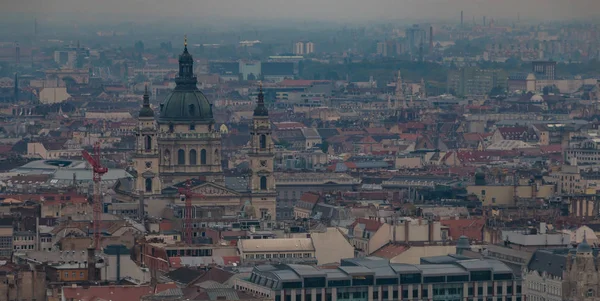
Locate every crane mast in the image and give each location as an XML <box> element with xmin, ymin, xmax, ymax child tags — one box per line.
<box><xmin>178</xmin><ymin>179</ymin><xmax>205</xmax><ymax>245</ymax></box>
<box><xmin>82</xmin><ymin>142</ymin><xmax>108</xmax><ymax>250</ymax></box>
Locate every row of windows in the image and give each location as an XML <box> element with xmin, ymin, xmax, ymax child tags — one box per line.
<box><xmin>246</xmin><ymin>253</ymin><xmax>313</xmax><ymax>260</ymax></box>
<box><xmin>273</xmin><ymin>289</ymin><xmax>522</xmax><ymax>301</ymax></box>
<box><xmin>62</xmin><ymin>271</ymin><xmax>85</xmax><ymax>279</ymax></box>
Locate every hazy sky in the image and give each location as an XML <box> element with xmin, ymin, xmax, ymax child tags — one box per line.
<box><xmin>4</xmin><ymin>0</ymin><xmax>599</xmax><ymax>22</ymax></box>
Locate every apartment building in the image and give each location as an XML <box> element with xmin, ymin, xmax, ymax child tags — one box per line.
<box><xmin>235</xmin><ymin>257</ymin><xmax>522</xmax><ymax>301</ymax></box>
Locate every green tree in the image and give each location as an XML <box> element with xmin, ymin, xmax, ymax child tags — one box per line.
<box><xmin>489</xmin><ymin>86</ymin><xmax>506</xmax><ymax>97</ymax></box>
<box><xmin>320</xmin><ymin>141</ymin><xmax>329</xmax><ymax>153</ymax></box>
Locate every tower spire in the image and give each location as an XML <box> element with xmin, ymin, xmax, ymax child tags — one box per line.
<box><xmin>139</xmin><ymin>84</ymin><xmax>154</xmax><ymax>117</ymax></box>
<box><xmin>254</xmin><ymin>81</ymin><xmax>268</xmax><ymax>116</ymax></box>
<box><xmin>184</xmin><ymin>35</ymin><xmax>188</xmax><ymax>48</ymax></box>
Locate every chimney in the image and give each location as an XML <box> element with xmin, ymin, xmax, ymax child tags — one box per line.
<box><xmin>87</xmin><ymin>246</ymin><xmax>96</xmax><ymax>281</ymax></box>
<box><xmin>404</xmin><ymin>220</ymin><xmax>410</xmax><ymax>243</ymax></box>
<box><xmin>428</xmin><ymin>220</ymin><xmax>434</xmax><ymax>243</ymax></box>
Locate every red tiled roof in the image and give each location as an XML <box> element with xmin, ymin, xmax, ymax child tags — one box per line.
<box><xmin>462</xmin><ymin>132</ymin><xmax>492</xmax><ymax>142</ymax></box>
<box><xmin>300</xmin><ymin>192</ymin><xmax>320</xmax><ymax>204</ymax></box>
<box><xmin>273</xmin><ymin>122</ymin><xmax>306</xmax><ymax>130</ymax></box>
<box><xmin>169</xmin><ymin>256</ymin><xmax>182</xmax><ymax>268</ymax></box>
<box><xmin>222</xmin><ymin>256</ymin><xmax>241</xmax><ymax>266</ymax></box>
<box><xmin>350</xmin><ymin>218</ymin><xmax>384</xmax><ymax>232</ymax></box>
<box><xmin>62</xmin><ymin>284</ymin><xmax>177</xmax><ymax>301</ymax></box>
<box><xmin>440</xmin><ymin>218</ymin><xmax>485</xmax><ymax>241</ymax></box>
<box><xmin>399</xmin><ymin>134</ymin><xmax>420</xmax><ymax>141</ymax></box>
<box><xmin>371</xmin><ymin>243</ymin><xmax>409</xmax><ymax>259</ymax></box>
<box><xmin>540</xmin><ymin>144</ymin><xmax>563</xmax><ymax>154</ymax></box>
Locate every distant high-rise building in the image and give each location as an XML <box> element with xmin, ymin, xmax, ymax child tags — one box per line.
<box><xmin>429</xmin><ymin>26</ymin><xmax>434</xmax><ymax>54</ymax></box>
<box><xmin>15</xmin><ymin>42</ymin><xmax>20</xmax><ymax>65</ymax></box>
<box><xmin>294</xmin><ymin>42</ymin><xmax>304</xmax><ymax>55</ymax></box>
<box><xmin>532</xmin><ymin>61</ymin><xmax>556</xmax><ymax>80</ymax></box>
<box><xmin>406</xmin><ymin>25</ymin><xmax>426</xmax><ymax>55</ymax></box>
<box><xmin>376</xmin><ymin>42</ymin><xmax>388</xmax><ymax>57</ymax></box>
<box><xmin>447</xmin><ymin>67</ymin><xmax>508</xmax><ymax>97</ymax></box>
<box><xmin>305</xmin><ymin>42</ymin><xmax>314</xmax><ymax>54</ymax></box>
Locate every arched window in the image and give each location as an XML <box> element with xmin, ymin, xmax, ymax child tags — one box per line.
<box><xmin>145</xmin><ymin>178</ymin><xmax>152</xmax><ymax>193</ymax></box>
<box><xmin>260</xmin><ymin>134</ymin><xmax>267</xmax><ymax>149</ymax></box>
<box><xmin>260</xmin><ymin>176</ymin><xmax>267</xmax><ymax>190</ymax></box>
<box><xmin>589</xmin><ymin>289</ymin><xmax>594</xmax><ymax>297</ymax></box>
<box><xmin>189</xmin><ymin>149</ymin><xmax>197</xmax><ymax>165</ymax></box>
<box><xmin>169</xmin><ymin>123</ymin><xmax>174</xmax><ymax>133</ymax></box>
<box><xmin>177</xmin><ymin>149</ymin><xmax>185</xmax><ymax>165</ymax></box>
<box><xmin>200</xmin><ymin>149</ymin><xmax>207</xmax><ymax>165</ymax></box>
<box><xmin>145</xmin><ymin>135</ymin><xmax>152</xmax><ymax>151</ymax></box>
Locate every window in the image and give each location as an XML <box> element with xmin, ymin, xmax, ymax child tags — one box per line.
<box><xmin>169</xmin><ymin>123</ymin><xmax>174</xmax><ymax>133</ymax></box>
<box><xmin>200</xmin><ymin>149</ymin><xmax>207</xmax><ymax>165</ymax></box>
<box><xmin>190</xmin><ymin>123</ymin><xmax>196</xmax><ymax>131</ymax></box>
<box><xmin>145</xmin><ymin>178</ymin><xmax>152</xmax><ymax>193</ymax></box>
<box><xmin>145</xmin><ymin>135</ymin><xmax>152</xmax><ymax>151</ymax></box>
<box><xmin>189</xmin><ymin>104</ymin><xmax>195</xmax><ymax>116</ymax></box>
<box><xmin>178</xmin><ymin>149</ymin><xmax>185</xmax><ymax>165</ymax></box>
<box><xmin>189</xmin><ymin>149</ymin><xmax>197</xmax><ymax>165</ymax></box>
<box><xmin>260</xmin><ymin>134</ymin><xmax>267</xmax><ymax>149</ymax></box>
<box><xmin>64</xmin><ymin>272</ymin><xmax>68</xmax><ymax>278</ymax></box>
<box><xmin>589</xmin><ymin>289</ymin><xmax>594</xmax><ymax>297</ymax></box>
<box><xmin>260</xmin><ymin>176</ymin><xmax>267</xmax><ymax>190</ymax></box>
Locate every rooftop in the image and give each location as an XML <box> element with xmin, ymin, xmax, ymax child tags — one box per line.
<box><xmin>246</xmin><ymin>257</ymin><xmax>515</xmax><ymax>290</ymax></box>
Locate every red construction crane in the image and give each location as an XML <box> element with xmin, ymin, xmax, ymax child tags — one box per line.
<box><xmin>177</xmin><ymin>179</ymin><xmax>205</xmax><ymax>245</ymax></box>
<box><xmin>82</xmin><ymin>143</ymin><xmax>108</xmax><ymax>250</ymax></box>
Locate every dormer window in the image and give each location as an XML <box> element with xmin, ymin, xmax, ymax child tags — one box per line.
<box><xmin>190</xmin><ymin>124</ymin><xmax>195</xmax><ymax>131</ymax></box>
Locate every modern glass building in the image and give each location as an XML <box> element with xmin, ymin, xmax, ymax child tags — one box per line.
<box><xmin>235</xmin><ymin>256</ymin><xmax>522</xmax><ymax>301</ymax></box>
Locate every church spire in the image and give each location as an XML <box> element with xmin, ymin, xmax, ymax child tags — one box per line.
<box><xmin>139</xmin><ymin>85</ymin><xmax>154</xmax><ymax>117</ymax></box>
<box><xmin>253</xmin><ymin>81</ymin><xmax>268</xmax><ymax>116</ymax></box>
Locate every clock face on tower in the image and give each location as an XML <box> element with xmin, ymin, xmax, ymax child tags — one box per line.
<box><xmin>145</xmin><ymin>161</ymin><xmax>152</xmax><ymax>169</ymax></box>
<box><xmin>260</xmin><ymin>160</ymin><xmax>267</xmax><ymax>167</ymax></box>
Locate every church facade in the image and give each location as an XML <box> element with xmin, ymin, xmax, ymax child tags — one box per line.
<box><xmin>114</xmin><ymin>40</ymin><xmax>276</xmax><ymax>222</ymax></box>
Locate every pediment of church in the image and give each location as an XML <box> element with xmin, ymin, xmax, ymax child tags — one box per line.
<box><xmin>190</xmin><ymin>182</ymin><xmax>240</xmax><ymax>197</ymax></box>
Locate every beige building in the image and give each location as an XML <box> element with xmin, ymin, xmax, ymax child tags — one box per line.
<box><xmin>238</xmin><ymin>238</ymin><xmax>317</xmax><ymax>265</ymax></box>
<box><xmin>349</xmin><ymin>217</ymin><xmax>443</xmax><ymax>257</ymax></box>
<box><xmin>13</xmin><ymin>231</ymin><xmax>35</xmax><ymax>251</ymax></box>
<box><xmin>38</xmin><ymin>87</ymin><xmax>71</xmax><ymax>104</ymax></box>
<box><xmin>467</xmin><ymin>181</ymin><xmax>555</xmax><ymax>206</ymax></box>
<box><xmin>27</xmin><ymin>142</ymin><xmax>81</xmax><ymax>159</ymax></box>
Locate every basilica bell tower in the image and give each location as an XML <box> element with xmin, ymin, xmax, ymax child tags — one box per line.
<box><xmin>133</xmin><ymin>86</ymin><xmax>162</xmax><ymax>195</ymax></box>
<box><xmin>248</xmin><ymin>83</ymin><xmax>276</xmax><ymax>220</ymax></box>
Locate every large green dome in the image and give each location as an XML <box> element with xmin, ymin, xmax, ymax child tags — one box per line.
<box><xmin>159</xmin><ymin>89</ymin><xmax>213</xmax><ymax>123</ymax></box>
<box><xmin>158</xmin><ymin>41</ymin><xmax>214</xmax><ymax>124</ymax></box>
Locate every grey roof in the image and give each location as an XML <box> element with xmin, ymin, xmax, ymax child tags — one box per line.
<box><xmin>420</xmin><ymin>254</ymin><xmax>471</xmax><ymax>264</ymax></box>
<box><xmin>249</xmin><ymin>257</ymin><xmax>516</xmax><ymax>289</ymax></box>
<box><xmin>419</xmin><ymin>264</ymin><xmax>467</xmax><ymax>276</ymax></box>
<box><xmin>224</xmin><ymin>176</ymin><xmax>250</xmax><ymax>193</ymax></box>
<box><xmin>527</xmin><ymin>249</ymin><xmax>568</xmax><ymax>278</ymax></box>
